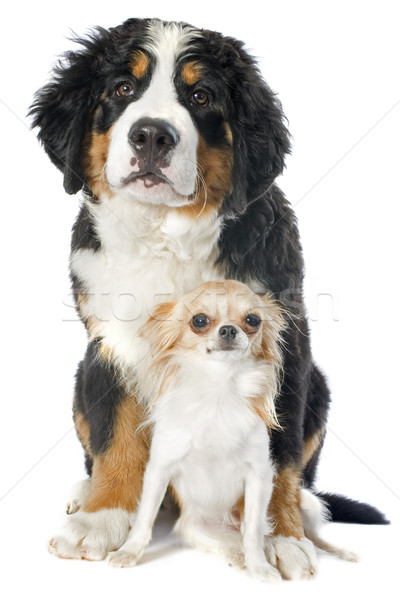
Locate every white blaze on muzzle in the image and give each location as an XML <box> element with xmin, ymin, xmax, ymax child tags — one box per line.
<box><xmin>106</xmin><ymin>22</ymin><xmax>200</xmax><ymax>205</ymax></box>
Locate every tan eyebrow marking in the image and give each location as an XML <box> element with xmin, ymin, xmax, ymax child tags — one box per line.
<box><xmin>131</xmin><ymin>50</ymin><xmax>150</xmax><ymax>79</ymax></box>
<box><xmin>182</xmin><ymin>61</ymin><xmax>203</xmax><ymax>86</ymax></box>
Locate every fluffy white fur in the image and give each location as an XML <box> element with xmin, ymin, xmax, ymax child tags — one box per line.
<box><xmin>108</xmin><ymin>355</ymin><xmax>280</xmax><ymax>582</ymax></box>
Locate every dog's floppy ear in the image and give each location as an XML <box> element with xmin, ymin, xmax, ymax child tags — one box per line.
<box><xmin>29</xmin><ymin>33</ymin><xmax>105</xmax><ymax>195</ymax></box>
<box><xmin>222</xmin><ymin>39</ymin><xmax>291</xmax><ymax>213</ymax></box>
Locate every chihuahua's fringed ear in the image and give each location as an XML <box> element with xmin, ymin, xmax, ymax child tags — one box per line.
<box><xmin>135</xmin><ymin>301</ymin><xmax>182</xmax><ymax>412</ymax></box>
<box><xmin>260</xmin><ymin>293</ymin><xmax>287</xmax><ymax>367</ymax></box>
<box><xmin>248</xmin><ymin>293</ymin><xmax>286</xmax><ymax>431</ymax></box>
<box><xmin>141</xmin><ymin>301</ymin><xmax>182</xmax><ymax>359</ymax></box>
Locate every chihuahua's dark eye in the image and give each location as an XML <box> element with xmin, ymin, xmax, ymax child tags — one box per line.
<box><xmin>245</xmin><ymin>314</ymin><xmax>261</xmax><ymax>328</ymax></box>
<box><xmin>116</xmin><ymin>82</ymin><xmax>134</xmax><ymax>97</ymax></box>
<box><xmin>192</xmin><ymin>314</ymin><xmax>210</xmax><ymax>328</ymax></box>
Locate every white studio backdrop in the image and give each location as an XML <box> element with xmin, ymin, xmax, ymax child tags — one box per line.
<box><xmin>0</xmin><ymin>1</ymin><xmax>399</xmax><ymax>599</ymax></box>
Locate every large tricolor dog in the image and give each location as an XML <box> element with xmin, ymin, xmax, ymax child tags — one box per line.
<box><xmin>30</xmin><ymin>18</ymin><xmax>387</xmax><ymax>578</ymax></box>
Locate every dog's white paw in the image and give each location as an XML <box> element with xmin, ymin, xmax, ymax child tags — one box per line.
<box><xmin>48</xmin><ymin>508</ymin><xmax>130</xmax><ymax>561</ymax></box>
<box><xmin>248</xmin><ymin>561</ymin><xmax>282</xmax><ymax>583</ymax></box>
<box><xmin>335</xmin><ymin>548</ymin><xmax>360</xmax><ymax>563</ymax></box>
<box><xmin>226</xmin><ymin>545</ymin><xmax>246</xmax><ymax>569</ymax></box>
<box><xmin>264</xmin><ymin>535</ymin><xmax>318</xmax><ymax>580</ymax></box>
<box><xmin>65</xmin><ymin>479</ymin><xmax>91</xmax><ymax>514</ymax></box>
<box><xmin>107</xmin><ymin>550</ymin><xmax>141</xmax><ymax>568</ymax></box>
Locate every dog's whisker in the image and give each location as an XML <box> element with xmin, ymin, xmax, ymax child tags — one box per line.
<box><xmin>194</xmin><ymin>168</ymin><xmax>208</xmax><ymax>218</ymax></box>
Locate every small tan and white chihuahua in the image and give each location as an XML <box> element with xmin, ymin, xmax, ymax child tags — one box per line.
<box><xmin>108</xmin><ymin>280</ymin><xmax>285</xmax><ymax>581</ymax></box>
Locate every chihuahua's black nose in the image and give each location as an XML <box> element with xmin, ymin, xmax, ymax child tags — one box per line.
<box><xmin>219</xmin><ymin>325</ymin><xmax>238</xmax><ymax>342</ymax></box>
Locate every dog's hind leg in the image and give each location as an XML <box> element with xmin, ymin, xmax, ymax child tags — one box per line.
<box><xmin>300</xmin><ymin>489</ymin><xmax>359</xmax><ymax>562</ymax></box>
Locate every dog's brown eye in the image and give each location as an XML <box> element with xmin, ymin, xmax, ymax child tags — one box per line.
<box><xmin>192</xmin><ymin>313</ymin><xmax>210</xmax><ymax>328</ymax></box>
<box><xmin>245</xmin><ymin>314</ymin><xmax>261</xmax><ymax>329</ymax></box>
<box><xmin>116</xmin><ymin>82</ymin><xmax>134</xmax><ymax>97</ymax></box>
<box><xmin>191</xmin><ymin>90</ymin><xmax>209</xmax><ymax>106</ymax></box>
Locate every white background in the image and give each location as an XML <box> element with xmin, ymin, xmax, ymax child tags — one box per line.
<box><xmin>0</xmin><ymin>1</ymin><xmax>399</xmax><ymax>598</ymax></box>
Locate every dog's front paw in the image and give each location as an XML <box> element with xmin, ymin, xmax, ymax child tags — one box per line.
<box><xmin>247</xmin><ymin>560</ymin><xmax>282</xmax><ymax>583</ymax></box>
<box><xmin>107</xmin><ymin>550</ymin><xmax>141</xmax><ymax>568</ymax></box>
<box><xmin>49</xmin><ymin>508</ymin><xmax>130</xmax><ymax>561</ymax></box>
<box><xmin>226</xmin><ymin>545</ymin><xmax>246</xmax><ymax>569</ymax></box>
<box><xmin>264</xmin><ymin>535</ymin><xmax>318</xmax><ymax>580</ymax></box>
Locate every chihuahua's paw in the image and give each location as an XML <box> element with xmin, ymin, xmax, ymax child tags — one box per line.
<box><xmin>248</xmin><ymin>560</ymin><xmax>282</xmax><ymax>583</ymax></box>
<box><xmin>107</xmin><ymin>550</ymin><xmax>141</xmax><ymax>568</ymax></box>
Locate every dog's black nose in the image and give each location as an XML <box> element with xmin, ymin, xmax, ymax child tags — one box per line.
<box><xmin>219</xmin><ymin>325</ymin><xmax>238</xmax><ymax>342</ymax></box>
<box><xmin>128</xmin><ymin>118</ymin><xmax>179</xmax><ymax>165</ymax></box>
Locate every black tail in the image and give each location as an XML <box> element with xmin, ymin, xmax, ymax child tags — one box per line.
<box><xmin>317</xmin><ymin>492</ymin><xmax>390</xmax><ymax>525</ymax></box>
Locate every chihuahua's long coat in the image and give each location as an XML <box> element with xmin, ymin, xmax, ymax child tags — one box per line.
<box><xmin>108</xmin><ymin>280</ymin><xmax>286</xmax><ymax>581</ymax></box>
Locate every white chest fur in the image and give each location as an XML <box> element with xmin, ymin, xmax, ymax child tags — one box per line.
<box><xmin>70</xmin><ymin>195</ymin><xmax>222</xmax><ymax>375</ymax></box>
<box><xmin>149</xmin><ymin>359</ymin><xmax>273</xmax><ymax>522</ymax></box>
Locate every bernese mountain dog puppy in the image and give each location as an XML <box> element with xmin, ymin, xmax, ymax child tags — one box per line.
<box><xmin>30</xmin><ymin>18</ymin><xmax>387</xmax><ymax>578</ymax></box>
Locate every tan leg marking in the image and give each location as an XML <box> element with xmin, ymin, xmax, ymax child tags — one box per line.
<box><xmin>302</xmin><ymin>428</ymin><xmax>325</xmax><ymax>468</ymax></box>
<box><xmin>268</xmin><ymin>467</ymin><xmax>304</xmax><ymax>539</ymax></box>
<box><xmin>73</xmin><ymin>406</ymin><xmax>92</xmax><ymax>459</ymax></box>
<box><xmin>82</xmin><ymin>397</ymin><xmax>150</xmax><ymax>513</ymax></box>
